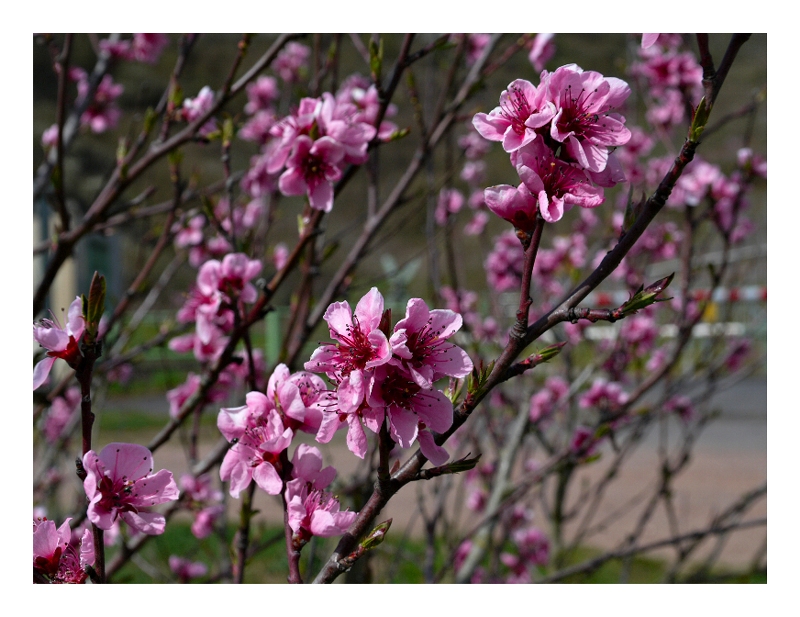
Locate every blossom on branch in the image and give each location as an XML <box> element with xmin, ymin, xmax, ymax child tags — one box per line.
<box><xmin>286</xmin><ymin>478</ymin><xmax>357</xmax><ymax>545</ymax></box>
<box><xmin>82</xmin><ymin>443</ymin><xmax>179</xmax><ymax>535</ymax></box>
<box><xmin>472</xmin><ymin>78</ymin><xmax>556</xmax><ymax>153</ymax></box>
<box><xmin>33</xmin><ymin>296</ymin><xmax>84</xmax><ymax>390</ymax></box>
<box><xmin>33</xmin><ymin>517</ymin><xmax>94</xmax><ymax>584</ymax></box>
<box><xmin>218</xmin><ymin>393</ymin><xmax>293</xmax><ymax>497</ymax></box>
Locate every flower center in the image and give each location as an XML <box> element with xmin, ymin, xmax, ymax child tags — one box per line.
<box><xmin>500</xmin><ymin>85</ymin><xmax>533</xmax><ymax>135</ymax></box>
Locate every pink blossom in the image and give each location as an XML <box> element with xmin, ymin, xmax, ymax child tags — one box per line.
<box><xmin>33</xmin><ymin>296</ymin><xmax>85</xmax><ymax>390</ymax></box>
<box><xmin>458</xmin><ymin>131</ymin><xmax>491</xmax><ymax>160</ymax></box>
<box><xmin>473</xmin><ymin>79</ymin><xmax>556</xmax><ymax>152</ymax></box>
<box><xmin>435</xmin><ymin>188</ymin><xmax>465</xmax><ymax>225</ymax></box>
<box><xmin>570</xmin><ymin>426</ymin><xmax>597</xmax><ymax>457</ymax></box>
<box><xmin>83</xmin><ymin>443</ymin><xmax>179</xmax><ymax>535</ymax></box>
<box><xmin>285</xmin><ymin>478</ymin><xmax>357</xmax><ymax>544</ymax></box>
<box><xmin>462</xmin><ymin>33</ymin><xmax>491</xmax><ymax>65</ymax></box>
<box><xmin>460</xmin><ymin>160</ymin><xmax>486</xmax><ymax>185</ymax></box>
<box><xmin>500</xmin><ymin>526</ymin><xmax>550</xmax><ymax>582</ymax></box>
<box><xmin>78</xmin><ymin>74</ymin><xmax>123</xmax><ymax>133</ymax></box>
<box><xmin>647</xmin><ymin>88</ymin><xmax>687</xmax><ymax>129</ymax></box>
<box><xmin>546</xmin><ymin>63</ymin><xmax>631</xmax><ymax>173</ymax></box>
<box><xmin>316</xmin><ymin>92</ymin><xmax>377</xmax><ymax>165</ymax></box>
<box><xmin>646</xmin><ymin>348</ymin><xmax>669</xmax><ymax>373</ymax></box>
<box><xmin>241</xmin><ymin>150</ymin><xmax>279</xmax><ymax>198</ymax></box>
<box><xmin>389</xmin><ymin>297</ymin><xmax>473</xmax><ymax>389</ymax></box>
<box><xmin>240</xmin><ymin>109</ymin><xmax>278</xmax><ymax>144</ymax></box>
<box><xmin>217</xmin><ymin>394</ymin><xmax>293</xmax><ymax>497</ymax></box>
<box><xmin>182</xmin><ymin>86</ymin><xmax>216</xmax><ymax>136</ymax></box>
<box><xmin>463</xmin><ymin>211</ymin><xmax>489</xmax><ymax>235</ymax></box>
<box><xmin>197</xmin><ymin>253</ymin><xmax>262</xmax><ymax>306</ymax></box>
<box><xmin>100</xmin><ymin>34</ymin><xmax>169</xmax><ymax>64</ymax></box>
<box><xmin>267</xmin><ymin>97</ymin><xmax>320</xmax><ymax>173</ymax></box>
<box><xmin>485</xmin><ymin>230</ymin><xmax>525</xmax><ymax>292</ymax></box>
<box><xmin>43</xmin><ymin>387</ymin><xmax>80</xmax><ymax>443</ymax></box>
<box><xmin>616</xmin><ymin>125</ymin><xmax>654</xmax><ymax>186</ymax></box>
<box><xmin>191</xmin><ymin>505</ymin><xmax>224</xmax><ymax>539</ymax></box>
<box><xmin>314</xmin><ymin>387</ymin><xmax>384</xmax><ymax>459</ymax></box>
<box><xmin>339</xmin><ymin>79</ymin><xmax>398</xmax><ymax>141</ymax></box>
<box><xmin>168</xmin><ymin>329</ymin><xmax>229</xmax><ymax>363</ymax></box>
<box><xmin>737</xmin><ymin>148</ymin><xmax>767</xmax><ymax>178</ymax></box>
<box><xmin>215</xmin><ymin>197</ymin><xmax>265</xmax><ymax>237</ymax></box>
<box><xmin>641</xmin><ymin>33</ymin><xmax>660</xmax><ymax>49</ymax></box>
<box><xmin>180</xmin><ymin>473</ymin><xmax>222</xmax><ymax>505</ymax></box>
<box><xmin>529</xmin><ymin>376</ymin><xmax>569</xmax><ymax>422</ymax></box>
<box><xmin>483</xmin><ymin>182</ymin><xmax>539</xmax><ymax>231</ymax></box>
<box><xmin>528</xmin><ymin>33</ymin><xmax>555</xmax><ymax>72</ymax></box>
<box><xmin>266</xmin><ymin>363</ymin><xmax>326</xmax><ymax>434</ymax></box>
<box><xmin>274</xmin><ymin>42</ymin><xmax>310</xmax><ymax>83</ymax></box>
<box><xmin>245</xmin><ymin>76</ymin><xmax>279</xmax><ymax>114</ymax></box>
<box><xmin>367</xmin><ymin>365</ymin><xmax>454</xmax><ymax>460</ymax></box>
<box><xmin>649</xmin><ymin>156</ymin><xmax>721</xmax><ymax>208</ymax></box>
<box><xmin>173</xmin><ymin>215</ymin><xmax>206</xmax><ymax>250</ymax></box>
<box><xmin>107</xmin><ymin>361</ymin><xmax>133</xmax><ymax>385</ymax></box>
<box><xmin>41</xmin><ymin>124</ymin><xmax>59</xmax><ymax>150</ymax></box>
<box><xmin>466</xmin><ymin>487</ymin><xmax>487</xmax><ymax>512</ymax></box>
<box><xmin>619</xmin><ymin>313</ymin><xmax>659</xmax><ymax>350</ymax></box>
<box><xmin>633</xmin><ymin>46</ymin><xmax>702</xmax><ymax>94</ymax></box>
<box><xmin>664</xmin><ymin>395</ymin><xmax>695</xmax><ymax>422</ymax></box>
<box><xmin>33</xmin><ymin>517</ymin><xmax>94</xmax><ymax>584</ymax></box>
<box><xmin>278</xmin><ymin>135</ymin><xmax>344</xmax><ymax>212</ymax></box>
<box><xmin>725</xmin><ymin>339</ymin><xmax>752</xmax><ymax>372</ymax></box>
<box><xmin>439</xmin><ymin>286</ymin><xmax>478</xmax><ymax>315</ymax></box>
<box><xmin>273</xmin><ymin>242</ymin><xmax>289</xmax><ymax>270</ymax></box>
<box><xmin>291</xmin><ymin>443</ymin><xmax>336</xmax><ymax>489</ymax></box>
<box><xmin>129</xmin><ymin>34</ymin><xmax>169</xmax><ymax>63</ymax></box>
<box><xmin>169</xmin><ymin>556</ymin><xmax>207</xmax><ymax>582</ymax></box>
<box><xmin>514</xmin><ymin>140</ymin><xmax>605</xmax><ymax>223</ymax></box>
<box><xmin>179</xmin><ymin>473</ymin><xmax>225</xmax><ymax>539</ymax></box>
<box><xmin>304</xmin><ymin>286</ymin><xmax>392</xmax><ymax>394</ymax></box>
<box><xmin>579</xmin><ymin>378</ymin><xmax>629</xmax><ymax>411</ymax></box>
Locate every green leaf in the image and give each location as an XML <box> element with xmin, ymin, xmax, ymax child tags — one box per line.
<box><xmin>360</xmin><ymin>519</ymin><xmax>392</xmax><ymax>551</ymax></box>
<box><xmin>689</xmin><ymin>96</ymin><xmax>712</xmax><ymax>142</ymax></box>
<box><xmin>620</xmin><ymin>273</ymin><xmax>675</xmax><ymax>317</ymax></box>
<box><xmin>369</xmin><ymin>37</ymin><xmax>384</xmax><ymax>80</ymax></box>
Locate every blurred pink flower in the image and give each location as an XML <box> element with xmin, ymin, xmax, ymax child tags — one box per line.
<box><xmin>528</xmin><ymin>33</ymin><xmax>555</xmax><ymax>72</ymax></box>
<box><xmin>169</xmin><ymin>556</ymin><xmax>207</xmax><ymax>582</ymax></box>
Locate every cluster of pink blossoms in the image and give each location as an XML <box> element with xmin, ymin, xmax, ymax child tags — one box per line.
<box><xmin>167</xmin><ymin>252</ymin><xmax>266</xmax><ymax>414</ymax></box>
<box><xmin>631</xmin><ymin>34</ymin><xmax>703</xmax><ymax>131</ymax></box>
<box><xmin>99</xmin><ymin>33</ymin><xmax>169</xmax><ymax>65</ymax></box>
<box><xmin>217</xmin><ymin>376</ymin><xmax>357</xmax><ymax>543</ymax></box>
<box><xmin>217</xmin><ymin>365</ymin><xmax>325</xmax><ymax>497</ymax></box>
<box><xmin>240</xmin><ymin>69</ymin><xmax>397</xmax><ymax>212</ymax></box>
<box><xmin>41</xmin><ymin>68</ymin><xmax>125</xmax><ymax>148</ymax></box>
<box><xmin>180</xmin><ymin>473</ymin><xmax>224</xmax><ymax>539</ymax></box>
<box><xmin>474</xmin><ymin>63</ymin><xmax>631</xmax><ymax>225</ymax></box>
<box><xmin>306</xmin><ymin>287</ymin><xmax>473</xmax><ymax>465</ymax></box>
<box><xmin>459</xmin><ymin>465</ymin><xmax>550</xmax><ymax>583</ymax></box>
